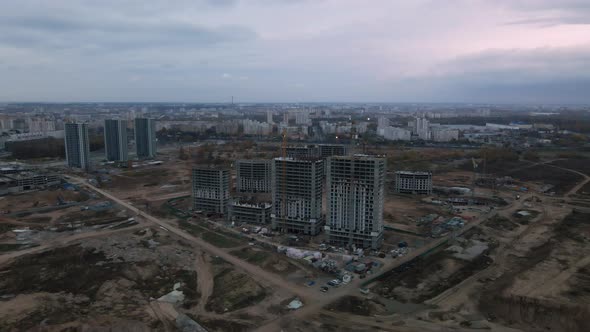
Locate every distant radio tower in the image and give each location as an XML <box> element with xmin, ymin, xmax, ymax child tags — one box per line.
<box><xmin>231</xmin><ymin>96</ymin><xmax>234</xmax><ymax>105</ymax></box>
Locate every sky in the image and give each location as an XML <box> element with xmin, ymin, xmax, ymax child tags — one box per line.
<box><xmin>0</xmin><ymin>0</ymin><xmax>589</xmax><ymax>104</ymax></box>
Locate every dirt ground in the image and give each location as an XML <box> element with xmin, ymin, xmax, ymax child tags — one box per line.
<box><xmin>0</xmin><ymin>188</ymin><xmax>89</xmax><ymax>213</ymax></box>
<box><xmin>0</xmin><ymin>225</ymin><xmax>296</xmax><ymax>331</ymax></box>
<box><xmin>509</xmin><ymin>164</ymin><xmax>583</xmax><ymax>195</ymax></box>
<box><xmin>383</xmin><ymin>194</ymin><xmax>448</xmax><ymax>227</ymax></box>
<box><xmin>102</xmin><ymin>161</ymin><xmax>192</xmax><ymax>204</ymax></box>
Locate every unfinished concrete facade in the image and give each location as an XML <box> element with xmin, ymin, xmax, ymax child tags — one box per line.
<box><xmin>394</xmin><ymin>171</ymin><xmax>433</xmax><ymax>195</ymax></box>
<box><xmin>229</xmin><ymin>201</ymin><xmax>272</xmax><ymax>225</ymax></box>
<box><xmin>236</xmin><ymin>159</ymin><xmax>272</xmax><ymax>193</ymax></box>
<box><xmin>318</xmin><ymin>144</ymin><xmax>349</xmax><ymax>158</ymax></box>
<box><xmin>325</xmin><ymin>155</ymin><xmax>385</xmax><ymax>249</ymax></box>
<box><xmin>192</xmin><ymin>167</ymin><xmax>230</xmax><ymax>215</ymax></box>
<box><xmin>285</xmin><ymin>144</ymin><xmax>348</xmax><ymax>160</ymax></box>
<box><xmin>271</xmin><ymin>157</ymin><xmax>324</xmax><ymax>235</ymax></box>
<box><xmin>285</xmin><ymin>145</ymin><xmax>319</xmax><ymax>159</ymax></box>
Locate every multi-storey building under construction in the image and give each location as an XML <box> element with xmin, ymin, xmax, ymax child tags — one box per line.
<box><xmin>325</xmin><ymin>155</ymin><xmax>386</xmax><ymax>249</ymax></box>
<box><xmin>271</xmin><ymin>157</ymin><xmax>324</xmax><ymax>235</ymax></box>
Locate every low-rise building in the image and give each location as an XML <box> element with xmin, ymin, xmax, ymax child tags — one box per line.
<box><xmin>0</xmin><ymin>172</ymin><xmax>60</xmax><ymax>195</ymax></box>
<box><xmin>229</xmin><ymin>201</ymin><xmax>272</xmax><ymax>225</ymax></box>
<box><xmin>394</xmin><ymin>171</ymin><xmax>432</xmax><ymax>195</ymax></box>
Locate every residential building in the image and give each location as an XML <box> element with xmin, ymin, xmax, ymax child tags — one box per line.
<box><xmin>286</xmin><ymin>145</ymin><xmax>320</xmax><ymax>159</ymax></box>
<box><xmin>415</xmin><ymin>116</ymin><xmax>430</xmax><ymax>140</ymax></box>
<box><xmin>242</xmin><ymin>119</ymin><xmax>271</xmax><ymax>136</ymax></box>
<box><xmin>271</xmin><ymin>157</ymin><xmax>324</xmax><ymax>235</ymax></box>
<box><xmin>394</xmin><ymin>171</ymin><xmax>432</xmax><ymax>195</ymax></box>
<box><xmin>325</xmin><ymin>155</ymin><xmax>386</xmax><ymax>249</ymax></box>
<box><xmin>294</xmin><ymin>111</ymin><xmax>310</xmax><ymax>125</ymax></box>
<box><xmin>192</xmin><ymin>167</ymin><xmax>230</xmax><ymax>215</ymax></box>
<box><xmin>318</xmin><ymin>144</ymin><xmax>349</xmax><ymax>158</ymax></box>
<box><xmin>64</xmin><ymin>123</ymin><xmax>90</xmax><ymax>170</ymax></box>
<box><xmin>431</xmin><ymin>128</ymin><xmax>459</xmax><ymax>142</ymax></box>
<box><xmin>134</xmin><ymin>118</ymin><xmax>156</xmax><ymax>159</ymax></box>
<box><xmin>236</xmin><ymin>159</ymin><xmax>272</xmax><ymax>193</ymax></box>
<box><xmin>229</xmin><ymin>201</ymin><xmax>272</xmax><ymax>225</ymax></box>
<box><xmin>380</xmin><ymin>126</ymin><xmax>411</xmax><ymax>141</ymax></box>
<box><xmin>104</xmin><ymin>119</ymin><xmax>128</xmax><ymax>162</ymax></box>
<box><xmin>0</xmin><ymin>171</ymin><xmax>60</xmax><ymax>195</ymax></box>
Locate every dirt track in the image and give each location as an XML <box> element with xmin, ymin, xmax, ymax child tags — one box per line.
<box><xmin>17</xmin><ymin>158</ymin><xmax>586</xmax><ymax>331</ymax></box>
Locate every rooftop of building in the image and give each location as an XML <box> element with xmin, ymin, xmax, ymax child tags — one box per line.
<box><xmin>329</xmin><ymin>154</ymin><xmax>386</xmax><ymax>160</ymax></box>
<box><xmin>236</xmin><ymin>159</ymin><xmax>272</xmax><ymax>164</ymax></box>
<box><xmin>192</xmin><ymin>165</ymin><xmax>231</xmax><ymax>171</ymax></box>
<box><xmin>274</xmin><ymin>157</ymin><xmax>322</xmax><ymax>162</ymax></box>
<box><xmin>395</xmin><ymin>170</ymin><xmax>432</xmax><ymax>176</ymax></box>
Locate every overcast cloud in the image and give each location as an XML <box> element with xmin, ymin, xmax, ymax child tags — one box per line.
<box><xmin>0</xmin><ymin>0</ymin><xmax>589</xmax><ymax>103</ymax></box>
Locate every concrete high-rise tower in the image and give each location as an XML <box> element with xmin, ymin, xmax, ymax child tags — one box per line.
<box><xmin>271</xmin><ymin>157</ymin><xmax>324</xmax><ymax>235</ymax></box>
<box><xmin>134</xmin><ymin>118</ymin><xmax>156</xmax><ymax>159</ymax></box>
<box><xmin>325</xmin><ymin>155</ymin><xmax>386</xmax><ymax>249</ymax></box>
<box><xmin>236</xmin><ymin>159</ymin><xmax>272</xmax><ymax>193</ymax></box>
<box><xmin>104</xmin><ymin>119</ymin><xmax>128</xmax><ymax>162</ymax></box>
<box><xmin>64</xmin><ymin>123</ymin><xmax>90</xmax><ymax>171</ymax></box>
<box><xmin>192</xmin><ymin>167</ymin><xmax>230</xmax><ymax>215</ymax></box>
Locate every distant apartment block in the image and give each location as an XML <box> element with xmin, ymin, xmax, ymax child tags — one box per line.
<box><xmin>64</xmin><ymin>123</ymin><xmax>90</xmax><ymax>170</ymax></box>
<box><xmin>394</xmin><ymin>171</ymin><xmax>433</xmax><ymax>195</ymax></box>
<box><xmin>379</xmin><ymin>126</ymin><xmax>411</xmax><ymax>141</ymax></box>
<box><xmin>271</xmin><ymin>157</ymin><xmax>324</xmax><ymax>235</ymax></box>
<box><xmin>415</xmin><ymin>116</ymin><xmax>431</xmax><ymax>140</ymax></box>
<box><xmin>431</xmin><ymin>127</ymin><xmax>459</xmax><ymax>142</ymax></box>
<box><xmin>325</xmin><ymin>155</ymin><xmax>386</xmax><ymax>249</ymax></box>
<box><xmin>229</xmin><ymin>201</ymin><xmax>272</xmax><ymax>225</ymax></box>
<box><xmin>104</xmin><ymin>119</ymin><xmax>128</xmax><ymax>162</ymax></box>
<box><xmin>192</xmin><ymin>167</ymin><xmax>230</xmax><ymax>215</ymax></box>
<box><xmin>134</xmin><ymin>118</ymin><xmax>156</xmax><ymax>159</ymax></box>
<box><xmin>236</xmin><ymin>159</ymin><xmax>272</xmax><ymax>193</ymax></box>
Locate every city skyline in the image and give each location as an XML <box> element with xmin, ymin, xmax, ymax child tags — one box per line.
<box><xmin>1</xmin><ymin>1</ymin><xmax>589</xmax><ymax>104</ymax></box>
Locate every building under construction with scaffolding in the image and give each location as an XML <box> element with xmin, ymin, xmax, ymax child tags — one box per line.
<box><xmin>271</xmin><ymin>157</ymin><xmax>324</xmax><ymax>235</ymax></box>
<box><xmin>325</xmin><ymin>155</ymin><xmax>386</xmax><ymax>249</ymax></box>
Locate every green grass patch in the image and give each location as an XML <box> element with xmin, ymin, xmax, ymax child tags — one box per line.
<box><xmin>179</xmin><ymin>222</ymin><xmax>208</xmax><ymax>236</ymax></box>
<box><xmin>180</xmin><ymin>221</ymin><xmax>245</xmax><ymax>248</ymax></box>
<box><xmin>231</xmin><ymin>249</ymin><xmax>271</xmax><ymax>265</ymax></box>
<box><xmin>202</xmin><ymin>231</ymin><xmax>244</xmax><ymax>248</ymax></box>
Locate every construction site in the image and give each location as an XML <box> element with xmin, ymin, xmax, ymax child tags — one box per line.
<box><xmin>1</xmin><ymin>142</ymin><xmax>590</xmax><ymax>331</ymax></box>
